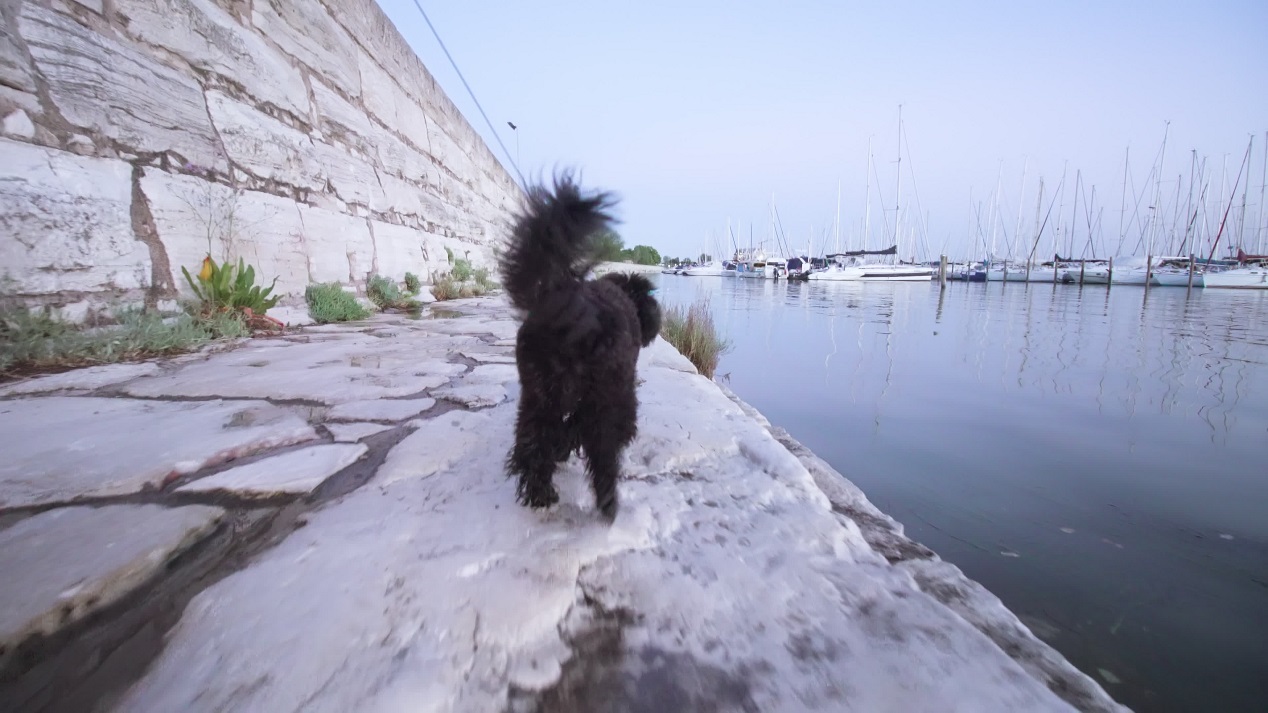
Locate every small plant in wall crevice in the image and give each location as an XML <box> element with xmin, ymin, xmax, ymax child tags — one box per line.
<box><xmin>182</xmin><ymin>255</ymin><xmax>283</xmax><ymax>331</ymax></box>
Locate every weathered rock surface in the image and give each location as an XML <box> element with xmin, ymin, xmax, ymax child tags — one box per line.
<box><xmin>0</xmin><ymin>307</ymin><xmax>1122</xmax><ymax>712</ymax></box>
<box><xmin>0</xmin><ymin>139</ymin><xmax>149</xmax><ymax>295</ymax></box>
<box><xmin>266</xmin><ymin>306</ymin><xmax>316</xmax><ymax>327</ymax></box>
<box><xmin>430</xmin><ymin>383</ymin><xmax>507</xmax><ymax>408</ymax></box>
<box><xmin>327</xmin><ymin>397</ymin><xmax>435</xmax><ymax>422</ymax></box>
<box><xmin>0</xmin><ymin>397</ymin><xmax>316</xmax><ymax>508</ymax></box>
<box><xmin>21</xmin><ymin>4</ymin><xmax>223</xmax><ymax>169</ymax></box>
<box><xmin>138</xmin><ymin>169</ymin><xmax>313</xmax><ymax>300</ymax></box>
<box><xmin>105</xmin><ymin>308</ymin><xmax>1122</xmax><ymax>713</ymax></box>
<box><xmin>0</xmin><ymin>362</ymin><xmax>160</xmax><ymax>397</ymax></box>
<box><xmin>0</xmin><ymin>504</ymin><xmax>223</xmax><ymax>648</ymax></box>
<box><xmin>326</xmin><ymin>422</ymin><xmax>391</xmax><ymax>443</ymax></box>
<box><xmin>118</xmin><ymin>0</ymin><xmax>310</xmax><ymax>116</ymax></box>
<box><xmin>250</xmin><ymin>0</ymin><xmax>360</xmax><ymax>98</ymax></box>
<box><xmin>378</xmin><ymin>409</ymin><xmax>492</xmax><ymax>486</ymax></box>
<box><xmin>177</xmin><ymin>443</ymin><xmax>367</xmax><ymax>497</ymax></box>
<box><xmin>0</xmin><ymin>20</ymin><xmax>36</xmax><ymax>93</ymax></box>
<box><xmin>120</xmin><ymin>333</ymin><xmax>467</xmax><ymax>404</ymax></box>
<box><xmin>3</xmin><ymin>0</ymin><xmax>520</xmax><ymax>314</ymax></box>
<box><xmin>205</xmin><ymin>89</ymin><xmax>321</xmax><ymax>191</ymax></box>
<box><xmin>2</xmin><ymin>108</ymin><xmax>35</xmax><ymax>138</ymax></box>
<box><xmin>295</xmin><ymin>202</ymin><xmax>377</xmax><ymax>284</ymax></box>
<box><xmin>460</xmin><ymin>350</ymin><xmax>515</xmax><ymax>364</ymax></box>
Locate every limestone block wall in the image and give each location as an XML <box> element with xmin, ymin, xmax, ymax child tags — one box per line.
<box><xmin>0</xmin><ymin>0</ymin><xmax>522</xmax><ymax>318</ymax></box>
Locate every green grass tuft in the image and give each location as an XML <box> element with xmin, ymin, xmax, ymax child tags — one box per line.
<box><xmin>473</xmin><ymin>267</ymin><xmax>497</xmax><ymax>291</ymax></box>
<box><xmin>1</xmin><ymin>307</ymin><xmax>242</xmax><ymax>379</ymax></box>
<box><xmin>305</xmin><ymin>283</ymin><xmax>371</xmax><ymax>323</ymax></box>
<box><xmin>451</xmin><ymin>258</ymin><xmax>474</xmax><ymax>282</ymax></box>
<box><xmin>404</xmin><ymin>272</ymin><xmax>421</xmax><ymax>294</ymax></box>
<box><xmin>367</xmin><ymin>275</ymin><xmax>421</xmax><ymax>311</ymax></box>
<box><xmin>430</xmin><ymin>275</ymin><xmax>460</xmax><ymax>301</ymax></box>
<box><xmin>660</xmin><ymin>298</ymin><xmax>731</xmax><ymax>379</ymax></box>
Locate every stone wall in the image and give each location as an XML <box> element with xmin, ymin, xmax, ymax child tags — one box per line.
<box><xmin>0</xmin><ymin>0</ymin><xmax>522</xmax><ymax>319</ymax></box>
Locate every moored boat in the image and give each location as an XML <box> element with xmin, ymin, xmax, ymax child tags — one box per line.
<box><xmin>1203</xmin><ymin>265</ymin><xmax>1268</xmax><ymax>289</ymax></box>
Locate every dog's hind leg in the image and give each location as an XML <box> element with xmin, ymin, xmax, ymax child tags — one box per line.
<box><xmin>552</xmin><ymin>413</ymin><xmax>582</xmax><ymax>463</ymax></box>
<box><xmin>578</xmin><ymin>395</ymin><xmax>637</xmax><ymax>521</ymax></box>
<box><xmin>508</xmin><ymin>382</ymin><xmax>567</xmax><ymax>509</ymax></box>
<box><xmin>581</xmin><ymin>436</ymin><xmax>622</xmax><ymax>521</ymax></box>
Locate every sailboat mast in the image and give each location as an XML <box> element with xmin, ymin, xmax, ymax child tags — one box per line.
<box><xmin>988</xmin><ymin>162</ymin><xmax>1002</xmax><ymax>259</ymax></box>
<box><xmin>1150</xmin><ymin>122</ymin><xmax>1170</xmax><ymax>260</ymax></box>
<box><xmin>1033</xmin><ymin>177</ymin><xmax>1045</xmax><ymax>261</ymax></box>
<box><xmin>894</xmin><ymin>105</ymin><xmax>903</xmax><ymax>259</ymax></box>
<box><xmin>1056</xmin><ymin>161</ymin><xmax>1068</xmax><ymax>259</ymax></box>
<box><xmin>1206</xmin><ymin>137</ymin><xmax>1253</xmax><ymax>263</ymax></box>
<box><xmin>1117</xmin><ymin>146</ymin><xmax>1130</xmax><ymax>255</ymax></box>
<box><xmin>1259</xmin><ymin>131</ymin><xmax>1268</xmax><ymax>253</ymax></box>
<box><xmin>1235</xmin><ymin>134</ymin><xmax>1253</xmax><ymax>249</ymax></box>
<box><xmin>863</xmin><ymin>137</ymin><xmax>873</xmax><ymax>253</ymax></box>
<box><xmin>1014</xmin><ymin>158</ymin><xmax>1029</xmax><ymax>260</ymax></box>
<box><xmin>1167</xmin><ymin>174</ymin><xmax>1182</xmax><ymax>254</ymax></box>
<box><xmin>1070</xmin><ymin>170</ymin><xmax>1081</xmax><ymax>258</ymax></box>
<box><xmin>834</xmin><ymin>179</ymin><xmax>842</xmax><ymax>254</ymax></box>
<box><xmin>1181</xmin><ymin>150</ymin><xmax>1197</xmax><ymax>255</ymax></box>
<box><xmin>967</xmin><ymin>190</ymin><xmax>974</xmax><ymax>262</ymax></box>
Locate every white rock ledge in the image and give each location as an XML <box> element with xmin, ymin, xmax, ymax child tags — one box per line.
<box><xmin>107</xmin><ymin>306</ymin><xmax>1124</xmax><ymax>713</ymax></box>
<box><xmin>0</xmin><ymin>504</ymin><xmax>224</xmax><ymax>650</ymax></box>
<box><xmin>177</xmin><ymin>443</ymin><xmax>369</xmax><ymax>497</ymax></box>
<box><xmin>0</xmin><ymin>397</ymin><xmax>318</xmax><ymax>508</ymax></box>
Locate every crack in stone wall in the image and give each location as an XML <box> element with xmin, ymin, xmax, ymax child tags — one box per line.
<box><xmin>0</xmin><ymin>0</ymin><xmax>522</xmax><ymax>320</ymax></box>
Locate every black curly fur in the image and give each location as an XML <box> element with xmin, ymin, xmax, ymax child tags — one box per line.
<box><xmin>501</xmin><ymin>175</ymin><xmax>662</xmax><ymax>520</ymax></box>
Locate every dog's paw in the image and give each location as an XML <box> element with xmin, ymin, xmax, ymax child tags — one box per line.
<box><xmin>519</xmin><ymin>484</ymin><xmax>560</xmax><ymax>509</ymax></box>
<box><xmin>597</xmin><ymin>495</ymin><xmax>618</xmax><ymax>522</ymax></box>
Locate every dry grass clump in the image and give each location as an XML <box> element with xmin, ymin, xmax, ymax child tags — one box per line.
<box><xmin>430</xmin><ymin>263</ymin><xmax>497</xmax><ymax>302</ymax></box>
<box><xmin>659</xmin><ymin>298</ymin><xmax>731</xmax><ymax>379</ymax></box>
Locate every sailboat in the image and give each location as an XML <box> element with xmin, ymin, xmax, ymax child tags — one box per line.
<box><xmin>1204</xmin><ymin>250</ymin><xmax>1268</xmax><ymax>288</ymax></box>
<box><xmin>682</xmin><ymin>262</ymin><xmax>726</xmax><ymax>276</ymax></box>
<box><xmin>1200</xmin><ymin>139</ymin><xmax>1266</xmax><ymax>288</ymax></box>
<box><xmin>1151</xmin><ymin>257</ymin><xmax>1204</xmax><ymax>287</ymax></box>
<box><xmin>813</xmin><ymin>112</ymin><xmax>933</xmax><ymax>282</ymax></box>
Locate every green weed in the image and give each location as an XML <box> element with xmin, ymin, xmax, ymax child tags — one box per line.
<box><xmin>0</xmin><ymin>308</ymin><xmax>237</xmax><ymax>378</ymax></box>
<box><xmin>305</xmin><ymin>283</ymin><xmax>371</xmax><ymax>323</ymax></box>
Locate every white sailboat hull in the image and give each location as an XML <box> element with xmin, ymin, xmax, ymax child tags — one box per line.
<box><xmin>1074</xmin><ymin>268</ymin><xmax>1110</xmax><ymax>284</ymax></box>
<box><xmin>857</xmin><ymin>266</ymin><xmax>935</xmax><ymax>281</ymax></box>
<box><xmin>682</xmin><ymin>264</ymin><xmax>725</xmax><ymax>276</ymax></box>
<box><xmin>1204</xmin><ymin>266</ymin><xmax>1268</xmax><ymax>289</ymax></box>
<box><xmin>808</xmin><ymin>266</ymin><xmax>865</xmax><ymax>281</ymax></box>
<box><xmin>1151</xmin><ymin>270</ymin><xmax>1202</xmax><ymax>287</ymax></box>
<box><xmin>1110</xmin><ymin>268</ymin><xmax>1149</xmax><ymax>285</ymax></box>
<box><xmin>987</xmin><ymin>267</ymin><xmax>1062</xmax><ymax>282</ymax></box>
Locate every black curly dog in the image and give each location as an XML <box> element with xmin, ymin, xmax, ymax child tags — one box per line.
<box><xmin>500</xmin><ymin>176</ymin><xmax>661</xmax><ymax>520</ymax></box>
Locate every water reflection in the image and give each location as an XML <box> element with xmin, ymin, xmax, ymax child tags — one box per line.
<box><xmin>654</xmin><ymin>275</ymin><xmax>1268</xmax><ymax>713</ymax></box>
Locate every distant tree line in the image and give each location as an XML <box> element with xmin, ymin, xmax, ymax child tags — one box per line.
<box><xmin>593</xmin><ymin>229</ymin><xmax>662</xmax><ymax>266</ymax></box>
<box><xmin>662</xmin><ymin>254</ymin><xmax>713</xmax><ymax>266</ymax></box>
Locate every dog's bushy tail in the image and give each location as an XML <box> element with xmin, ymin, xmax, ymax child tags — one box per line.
<box><xmin>500</xmin><ymin>174</ymin><xmax>616</xmax><ymax>312</ymax></box>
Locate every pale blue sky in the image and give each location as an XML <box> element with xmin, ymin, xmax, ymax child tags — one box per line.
<box><xmin>377</xmin><ymin>1</ymin><xmax>1268</xmax><ymax>260</ymax></box>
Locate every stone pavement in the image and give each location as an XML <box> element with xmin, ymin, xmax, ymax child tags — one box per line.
<box><xmin>0</xmin><ymin>296</ymin><xmax>1127</xmax><ymax>712</ymax></box>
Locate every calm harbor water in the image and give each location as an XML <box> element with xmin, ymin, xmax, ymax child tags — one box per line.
<box><xmin>653</xmin><ymin>274</ymin><xmax>1268</xmax><ymax>713</ymax></box>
